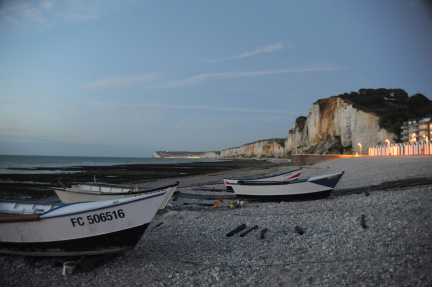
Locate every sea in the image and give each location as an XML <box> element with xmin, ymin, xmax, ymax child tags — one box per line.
<box><xmin>0</xmin><ymin>155</ymin><xmax>221</xmax><ymax>174</ymax></box>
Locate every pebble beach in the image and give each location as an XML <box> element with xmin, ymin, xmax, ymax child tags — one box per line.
<box><xmin>1</xmin><ymin>156</ymin><xmax>432</xmax><ymax>286</ymax></box>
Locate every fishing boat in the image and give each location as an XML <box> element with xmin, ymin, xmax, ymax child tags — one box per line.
<box><xmin>230</xmin><ymin>171</ymin><xmax>344</xmax><ymax>200</ymax></box>
<box><xmin>223</xmin><ymin>167</ymin><xmax>302</xmax><ymax>191</ymax></box>
<box><xmin>54</xmin><ymin>181</ymin><xmax>179</xmax><ymax>210</ymax></box>
<box><xmin>0</xmin><ymin>190</ymin><xmax>166</xmax><ymax>256</ymax></box>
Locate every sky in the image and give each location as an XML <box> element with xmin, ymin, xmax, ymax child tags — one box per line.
<box><xmin>1</xmin><ymin>0</ymin><xmax>432</xmax><ymax>157</ymax></box>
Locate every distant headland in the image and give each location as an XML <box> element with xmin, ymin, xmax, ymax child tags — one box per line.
<box><xmin>153</xmin><ymin>151</ymin><xmax>204</xmax><ymax>158</ymax></box>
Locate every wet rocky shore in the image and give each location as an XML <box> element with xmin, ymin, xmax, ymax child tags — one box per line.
<box><xmin>0</xmin><ymin>159</ymin><xmax>281</xmax><ymax>200</ymax></box>
<box><xmin>1</xmin><ymin>156</ymin><xmax>432</xmax><ymax>286</ymax></box>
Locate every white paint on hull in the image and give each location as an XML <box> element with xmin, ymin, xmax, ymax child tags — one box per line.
<box><xmin>0</xmin><ymin>191</ymin><xmax>165</xmax><ymax>244</ymax></box>
<box><xmin>231</xmin><ymin>172</ymin><xmax>343</xmax><ymax>197</ymax></box>
<box><xmin>232</xmin><ymin>181</ymin><xmax>331</xmax><ymax>196</ymax></box>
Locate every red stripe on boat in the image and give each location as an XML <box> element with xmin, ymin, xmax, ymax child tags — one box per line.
<box><xmin>287</xmin><ymin>173</ymin><xmax>301</xmax><ymax>180</ymax></box>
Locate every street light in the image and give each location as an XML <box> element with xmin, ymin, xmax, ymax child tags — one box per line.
<box><xmin>386</xmin><ymin>139</ymin><xmax>390</xmax><ymax>156</ymax></box>
<box><xmin>358</xmin><ymin>143</ymin><xmax>362</xmax><ymax>155</ymax></box>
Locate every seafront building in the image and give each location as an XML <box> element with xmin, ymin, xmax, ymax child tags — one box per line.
<box><xmin>400</xmin><ymin>114</ymin><xmax>432</xmax><ymax>143</ymax></box>
<box><xmin>368</xmin><ymin>114</ymin><xmax>432</xmax><ymax>156</ymax></box>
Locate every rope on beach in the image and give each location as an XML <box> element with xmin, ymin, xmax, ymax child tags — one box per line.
<box><xmin>178</xmin><ymin>249</ymin><xmax>432</xmax><ymax>268</ymax></box>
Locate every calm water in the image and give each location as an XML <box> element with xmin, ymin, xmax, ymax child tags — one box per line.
<box><xmin>0</xmin><ymin>155</ymin><xmax>220</xmax><ymax>174</ymax></box>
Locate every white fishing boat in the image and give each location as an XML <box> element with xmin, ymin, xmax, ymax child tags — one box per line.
<box><xmin>0</xmin><ymin>190</ymin><xmax>166</xmax><ymax>256</ymax></box>
<box><xmin>230</xmin><ymin>171</ymin><xmax>344</xmax><ymax>200</ymax></box>
<box><xmin>223</xmin><ymin>167</ymin><xmax>302</xmax><ymax>191</ymax></box>
<box><xmin>54</xmin><ymin>181</ymin><xmax>179</xmax><ymax>210</ymax></box>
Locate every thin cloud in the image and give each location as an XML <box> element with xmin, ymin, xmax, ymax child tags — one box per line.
<box><xmin>0</xmin><ymin>0</ymin><xmax>127</xmax><ymax>30</ymax></box>
<box><xmin>84</xmin><ymin>101</ymin><xmax>297</xmax><ymax>114</ymax></box>
<box><xmin>3</xmin><ymin>98</ymin><xmax>297</xmax><ymax>114</ymax></box>
<box><xmin>204</xmin><ymin>43</ymin><xmax>285</xmax><ymax>63</ymax></box>
<box><xmin>83</xmin><ymin>65</ymin><xmax>345</xmax><ymax>90</ymax></box>
<box><xmin>82</xmin><ymin>72</ymin><xmax>166</xmax><ymax>90</ymax></box>
<box><xmin>0</xmin><ymin>1</ymin><xmax>52</xmax><ymax>29</ymax></box>
<box><xmin>159</xmin><ymin>65</ymin><xmax>346</xmax><ymax>88</ymax></box>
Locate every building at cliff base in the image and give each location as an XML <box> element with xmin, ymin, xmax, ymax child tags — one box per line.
<box><xmin>400</xmin><ymin>114</ymin><xmax>432</xmax><ymax>143</ymax></box>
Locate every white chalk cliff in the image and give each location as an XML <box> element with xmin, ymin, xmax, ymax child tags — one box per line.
<box><xmin>202</xmin><ymin>96</ymin><xmax>396</xmax><ymax>158</ymax></box>
<box><xmin>201</xmin><ymin>139</ymin><xmax>286</xmax><ymax>159</ymax></box>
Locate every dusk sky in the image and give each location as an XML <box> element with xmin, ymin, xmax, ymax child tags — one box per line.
<box><xmin>1</xmin><ymin>0</ymin><xmax>432</xmax><ymax>157</ymax></box>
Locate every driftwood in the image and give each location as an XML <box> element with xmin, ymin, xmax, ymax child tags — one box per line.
<box><xmin>226</xmin><ymin>224</ymin><xmax>246</xmax><ymax>237</ymax></box>
<box><xmin>361</xmin><ymin>214</ymin><xmax>367</xmax><ymax>228</ymax></box>
<box><xmin>240</xmin><ymin>225</ymin><xmax>258</xmax><ymax>237</ymax></box>
<box><xmin>295</xmin><ymin>225</ymin><xmax>304</xmax><ymax>235</ymax></box>
<box><xmin>260</xmin><ymin>228</ymin><xmax>268</xmax><ymax>239</ymax></box>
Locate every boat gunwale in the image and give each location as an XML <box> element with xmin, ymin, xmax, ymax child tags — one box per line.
<box><xmin>223</xmin><ymin>167</ymin><xmax>302</xmax><ymax>181</ymax></box>
<box><xmin>39</xmin><ymin>191</ymin><xmax>166</xmax><ymax>219</ymax></box>
<box><xmin>0</xmin><ymin>198</ymin><xmax>64</xmax><ymax>208</ymax></box>
<box><xmin>56</xmin><ymin>181</ymin><xmax>180</xmax><ymax>196</ymax></box>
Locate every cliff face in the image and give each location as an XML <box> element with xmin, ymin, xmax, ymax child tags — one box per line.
<box><xmin>202</xmin><ymin>139</ymin><xmax>285</xmax><ymax>159</ymax></box>
<box><xmin>201</xmin><ymin>96</ymin><xmax>397</xmax><ymax>159</ymax></box>
<box><xmin>286</xmin><ymin>97</ymin><xmax>396</xmax><ymax>155</ymax></box>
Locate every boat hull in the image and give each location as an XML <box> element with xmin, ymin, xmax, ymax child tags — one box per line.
<box><xmin>236</xmin><ymin>189</ymin><xmax>333</xmax><ymax>201</ymax></box>
<box><xmin>231</xmin><ymin>172</ymin><xmax>344</xmax><ymax>201</ymax></box>
<box><xmin>54</xmin><ymin>182</ymin><xmax>179</xmax><ymax>210</ymax></box>
<box><xmin>0</xmin><ymin>223</ymin><xmax>149</xmax><ymax>256</ymax></box>
<box><xmin>223</xmin><ymin>168</ymin><xmax>302</xmax><ymax>191</ymax></box>
<box><xmin>0</xmin><ymin>191</ymin><xmax>166</xmax><ymax>256</ymax></box>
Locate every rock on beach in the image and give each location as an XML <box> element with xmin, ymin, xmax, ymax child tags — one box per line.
<box><xmin>0</xmin><ymin>156</ymin><xmax>431</xmax><ymax>286</ymax></box>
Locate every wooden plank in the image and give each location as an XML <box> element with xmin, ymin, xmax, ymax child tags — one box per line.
<box><xmin>0</xmin><ymin>214</ymin><xmax>39</xmax><ymax>223</ymax></box>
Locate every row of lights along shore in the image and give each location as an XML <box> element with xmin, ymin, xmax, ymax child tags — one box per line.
<box><xmin>358</xmin><ymin>135</ymin><xmax>429</xmax><ymax>156</ymax></box>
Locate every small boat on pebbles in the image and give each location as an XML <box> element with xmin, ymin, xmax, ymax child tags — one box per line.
<box><xmin>223</xmin><ymin>167</ymin><xmax>302</xmax><ymax>191</ymax></box>
<box><xmin>54</xmin><ymin>181</ymin><xmax>179</xmax><ymax>210</ymax></box>
<box><xmin>231</xmin><ymin>171</ymin><xmax>344</xmax><ymax>200</ymax></box>
<box><xmin>0</xmin><ymin>190</ymin><xmax>167</xmax><ymax>256</ymax></box>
